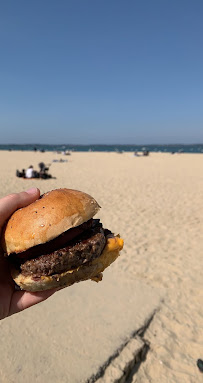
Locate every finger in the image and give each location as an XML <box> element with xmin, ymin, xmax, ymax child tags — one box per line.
<box><xmin>0</xmin><ymin>188</ymin><xmax>40</xmax><ymax>229</ymax></box>
<box><xmin>9</xmin><ymin>289</ymin><xmax>57</xmax><ymax>316</ymax></box>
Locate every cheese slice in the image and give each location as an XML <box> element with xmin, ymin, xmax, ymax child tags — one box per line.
<box><xmin>105</xmin><ymin>236</ymin><xmax>124</xmax><ymax>252</ymax></box>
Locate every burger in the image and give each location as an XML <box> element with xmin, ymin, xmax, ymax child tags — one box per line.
<box><xmin>1</xmin><ymin>188</ymin><xmax>124</xmax><ymax>292</ymax></box>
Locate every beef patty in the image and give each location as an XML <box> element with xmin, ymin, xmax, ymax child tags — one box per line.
<box><xmin>11</xmin><ymin>220</ymin><xmax>108</xmax><ymax>277</ymax></box>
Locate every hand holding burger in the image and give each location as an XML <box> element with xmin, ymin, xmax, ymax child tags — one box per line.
<box><xmin>1</xmin><ymin>188</ymin><xmax>124</xmax><ymax>296</ymax></box>
<box><xmin>0</xmin><ymin>188</ymin><xmax>56</xmax><ymax>320</ymax></box>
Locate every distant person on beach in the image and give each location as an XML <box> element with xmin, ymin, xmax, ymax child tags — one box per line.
<box><xmin>16</xmin><ymin>164</ymin><xmax>52</xmax><ymax>180</ymax></box>
<box><xmin>0</xmin><ymin>188</ymin><xmax>56</xmax><ymax>319</ymax></box>
<box><xmin>38</xmin><ymin>162</ymin><xmax>46</xmax><ymax>172</ymax></box>
<box><xmin>25</xmin><ymin>165</ymin><xmax>35</xmax><ymax>179</ymax></box>
<box><xmin>16</xmin><ymin>169</ymin><xmax>26</xmax><ymax>178</ymax></box>
<box><xmin>38</xmin><ymin>162</ymin><xmax>52</xmax><ymax>179</ymax></box>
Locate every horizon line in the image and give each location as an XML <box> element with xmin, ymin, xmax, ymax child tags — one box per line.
<box><xmin>0</xmin><ymin>143</ymin><xmax>203</xmax><ymax>146</ymax></box>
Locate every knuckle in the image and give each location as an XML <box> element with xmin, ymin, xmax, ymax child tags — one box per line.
<box><xmin>6</xmin><ymin>193</ymin><xmax>18</xmax><ymax>201</ymax></box>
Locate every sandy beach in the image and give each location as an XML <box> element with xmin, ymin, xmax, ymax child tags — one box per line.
<box><xmin>0</xmin><ymin>150</ymin><xmax>202</xmax><ymax>383</ymax></box>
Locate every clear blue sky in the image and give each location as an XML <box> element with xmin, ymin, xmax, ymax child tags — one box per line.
<box><xmin>0</xmin><ymin>0</ymin><xmax>202</xmax><ymax>144</ymax></box>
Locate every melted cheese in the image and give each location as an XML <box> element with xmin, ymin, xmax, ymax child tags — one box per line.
<box><xmin>105</xmin><ymin>236</ymin><xmax>124</xmax><ymax>252</ymax></box>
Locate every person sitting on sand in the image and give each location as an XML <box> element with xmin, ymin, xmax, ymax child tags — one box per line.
<box><xmin>16</xmin><ymin>169</ymin><xmax>26</xmax><ymax>178</ymax></box>
<box><xmin>25</xmin><ymin>165</ymin><xmax>35</xmax><ymax>179</ymax></box>
<box><xmin>38</xmin><ymin>162</ymin><xmax>52</xmax><ymax>179</ymax></box>
<box><xmin>38</xmin><ymin>162</ymin><xmax>46</xmax><ymax>172</ymax></box>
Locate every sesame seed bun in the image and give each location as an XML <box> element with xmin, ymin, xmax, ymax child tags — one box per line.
<box><xmin>2</xmin><ymin>188</ymin><xmax>100</xmax><ymax>255</ymax></box>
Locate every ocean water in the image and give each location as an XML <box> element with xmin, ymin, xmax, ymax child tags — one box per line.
<box><xmin>0</xmin><ymin>144</ymin><xmax>202</xmax><ymax>153</ymax></box>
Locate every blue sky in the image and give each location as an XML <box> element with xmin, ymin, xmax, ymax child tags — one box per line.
<box><xmin>0</xmin><ymin>0</ymin><xmax>202</xmax><ymax>144</ymax></box>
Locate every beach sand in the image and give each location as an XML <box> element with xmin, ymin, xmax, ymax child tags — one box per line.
<box><xmin>0</xmin><ymin>150</ymin><xmax>202</xmax><ymax>382</ymax></box>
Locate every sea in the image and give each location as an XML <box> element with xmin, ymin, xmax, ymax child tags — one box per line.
<box><xmin>0</xmin><ymin>144</ymin><xmax>202</xmax><ymax>153</ymax></box>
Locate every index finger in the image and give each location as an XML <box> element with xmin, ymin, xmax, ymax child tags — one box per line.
<box><xmin>0</xmin><ymin>188</ymin><xmax>40</xmax><ymax>230</ymax></box>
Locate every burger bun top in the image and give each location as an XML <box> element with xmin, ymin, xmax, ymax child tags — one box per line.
<box><xmin>2</xmin><ymin>188</ymin><xmax>100</xmax><ymax>255</ymax></box>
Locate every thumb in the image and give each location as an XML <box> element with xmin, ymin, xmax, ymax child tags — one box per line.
<box><xmin>0</xmin><ymin>188</ymin><xmax>40</xmax><ymax>231</ymax></box>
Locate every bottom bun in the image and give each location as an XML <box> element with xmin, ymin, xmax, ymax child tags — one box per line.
<box><xmin>11</xmin><ymin>236</ymin><xmax>124</xmax><ymax>292</ymax></box>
